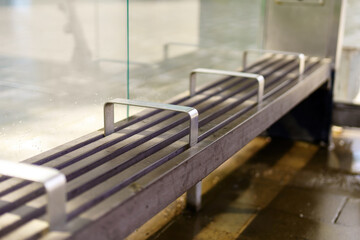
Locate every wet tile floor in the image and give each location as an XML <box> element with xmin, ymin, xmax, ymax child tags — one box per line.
<box><xmin>128</xmin><ymin>127</ymin><xmax>360</xmax><ymax>240</ymax></box>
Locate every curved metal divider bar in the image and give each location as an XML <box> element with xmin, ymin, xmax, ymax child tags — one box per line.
<box><xmin>104</xmin><ymin>99</ymin><xmax>199</xmax><ymax>147</ymax></box>
<box><xmin>243</xmin><ymin>49</ymin><xmax>305</xmax><ymax>82</ymax></box>
<box><xmin>0</xmin><ymin>160</ymin><xmax>66</xmax><ymax>231</ymax></box>
<box><xmin>190</xmin><ymin>68</ymin><xmax>265</xmax><ymax>109</ymax></box>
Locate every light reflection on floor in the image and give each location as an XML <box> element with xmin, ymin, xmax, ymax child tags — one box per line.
<box><xmin>332</xmin><ymin>126</ymin><xmax>360</xmax><ymax>173</ymax></box>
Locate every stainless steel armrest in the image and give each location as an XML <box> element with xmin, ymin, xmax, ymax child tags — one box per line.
<box><xmin>0</xmin><ymin>160</ymin><xmax>66</xmax><ymax>230</ymax></box>
<box><xmin>104</xmin><ymin>98</ymin><xmax>199</xmax><ymax>147</ymax></box>
<box><xmin>243</xmin><ymin>49</ymin><xmax>305</xmax><ymax>82</ymax></box>
<box><xmin>190</xmin><ymin>68</ymin><xmax>265</xmax><ymax>109</ymax></box>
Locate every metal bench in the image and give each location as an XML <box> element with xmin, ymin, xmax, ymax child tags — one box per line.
<box><xmin>0</xmin><ymin>52</ymin><xmax>331</xmax><ymax>239</ymax></box>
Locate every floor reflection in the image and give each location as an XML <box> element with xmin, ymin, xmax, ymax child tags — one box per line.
<box><xmin>139</xmin><ymin>133</ymin><xmax>360</xmax><ymax>240</ymax></box>
<box><xmin>332</xmin><ymin>126</ymin><xmax>360</xmax><ymax>173</ymax></box>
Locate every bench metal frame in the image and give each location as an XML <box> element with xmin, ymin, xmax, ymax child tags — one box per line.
<box><xmin>71</xmin><ymin>60</ymin><xmax>331</xmax><ymax>240</ymax></box>
<box><xmin>190</xmin><ymin>68</ymin><xmax>265</xmax><ymax>110</ymax></box>
<box><xmin>104</xmin><ymin>98</ymin><xmax>199</xmax><ymax>147</ymax></box>
<box><xmin>0</xmin><ymin>160</ymin><xmax>66</xmax><ymax>230</ymax></box>
<box><xmin>242</xmin><ymin>49</ymin><xmax>305</xmax><ymax>82</ymax></box>
<box><xmin>0</xmin><ymin>56</ymin><xmax>332</xmax><ymax>240</ymax></box>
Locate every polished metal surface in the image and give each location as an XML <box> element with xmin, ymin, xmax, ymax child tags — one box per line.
<box><xmin>243</xmin><ymin>49</ymin><xmax>305</xmax><ymax>81</ymax></box>
<box><xmin>0</xmin><ymin>160</ymin><xmax>66</xmax><ymax>231</ymax></box>
<box><xmin>189</xmin><ymin>68</ymin><xmax>265</xmax><ymax>108</ymax></box>
<box><xmin>263</xmin><ymin>0</ymin><xmax>346</xmax><ymax>68</ymax></box>
<box><xmin>104</xmin><ymin>98</ymin><xmax>199</xmax><ymax>147</ymax></box>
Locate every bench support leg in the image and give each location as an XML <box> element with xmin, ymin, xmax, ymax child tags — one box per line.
<box><xmin>186</xmin><ymin>181</ymin><xmax>202</xmax><ymax>211</ymax></box>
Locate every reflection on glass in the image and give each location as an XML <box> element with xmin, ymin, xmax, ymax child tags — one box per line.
<box><xmin>0</xmin><ymin>0</ymin><xmax>128</xmax><ymax>161</ymax></box>
<box><xmin>128</xmin><ymin>0</ymin><xmax>262</xmax><ymax>102</ymax></box>
<box><xmin>0</xmin><ymin>0</ymin><xmax>264</xmax><ymax>161</ymax></box>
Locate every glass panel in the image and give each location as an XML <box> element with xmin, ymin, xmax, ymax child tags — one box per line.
<box><xmin>334</xmin><ymin>0</ymin><xmax>360</xmax><ymax>104</ymax></box>
<box><xmin>0</xmin><ymin>0</ymin><xmax>128</xmax><ymax>161</ymax></box>
<box><xmin>128</xmin><ymin>0</ymin><xmax>263</xmax><ymax>103</ymax></box>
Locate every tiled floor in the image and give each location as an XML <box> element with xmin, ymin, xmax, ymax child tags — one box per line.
<box><xmin>129</xmin><ymin>127</ymin><xmax>360</xmax><ymax>240</ymax></box>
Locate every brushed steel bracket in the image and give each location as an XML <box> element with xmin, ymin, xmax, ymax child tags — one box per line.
<box><xmin>190</xmin><ymin>68</ymin><xmax>265</xmax><ymax>109</ymax></box>
<box><xmin>243</xmin><ymin>49</ymin><xmax>305</xmax><ymax>82</ymax></box>
<box><xmin>0</xmin><ymin>160</ymin><xmax>66</xmax><ymax>230</ymax></box>
<box><xmin>104</xmin><ymin>98</ymin><xmax>199</xmax><ymax>147</ymax></box>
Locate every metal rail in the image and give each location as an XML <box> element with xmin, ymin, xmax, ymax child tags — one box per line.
<box><xmin>190</xmin><ymin>68</ymin><xmax>265</xmax><ymax>109</ymax></box>
<box><xmin>0</xmin><ymin>160</ymin><xmax>66</xmax><ymax>230</ymax></box>
<box><xmin>104</xmin><ymin>98</ymin><xmax>199</xmax><ymax>147</ymax></box>
<box><xmin>243</xmin><ymin>49</ymin><xmax>305</xmax><ymax>82</ymax></box>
